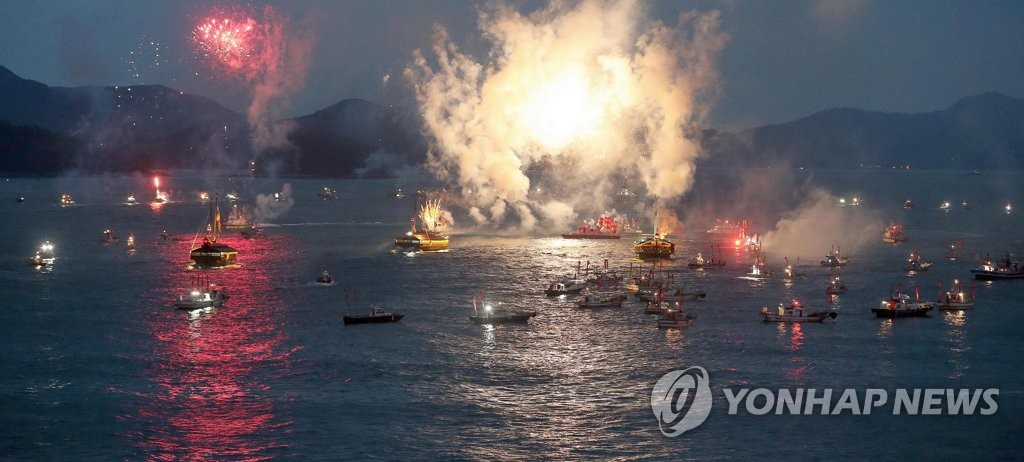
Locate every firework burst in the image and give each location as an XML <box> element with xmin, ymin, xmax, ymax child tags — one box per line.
<box><xmin>419</xmin><ymin>199</ymin><xmax>448</xmax><ymax>232</ymax></box>
<box><xmin>193</xmin><ymin>12</ymin><xmax>260</xmax><ymax>73</ymax></box>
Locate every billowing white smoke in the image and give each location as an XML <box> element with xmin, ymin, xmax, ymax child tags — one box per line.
<box><xmin>406</xmin><ymin>0</ymin><xmax>727</xmax><ymax>230</ymax></box>
<box><xmin>760</xmin><ymin>189</ymin><xmax>883</xmax><ymax>261</ymax></box>
<box><xmin>253</xmin><ymin>183</ymin><xmax>295</xmax><ymax>222</ymax></box>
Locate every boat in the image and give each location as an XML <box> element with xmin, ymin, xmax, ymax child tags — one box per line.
<box><xmin>871</xmin><ymin>292</ymin><xmax>934</xmax><ymax>318</ymax></box>
<box><xmin>744</xmin><ymin>259</ymin><xmax>774</xmax><ymax>279</ymax></box>
<box><xmin>318</xmin><ymin>187</ymin><xmax>336</xmax><ymax>200</ymax></box>
<box><xmin>825</xmin><ymin>276</ymin><xmax>847</xmax><ymax>295</ymax></box>
<box><xmin>971</xmin><ymin>254</ymin><xmax>1024</xmax><ymax>280</ymax></box>
<box><xmin>706</xmin><ymin>219</ymin><xmax>743</xmax><ymax>239</ymax></box>
<box><xmin>190</xmin><ymin>199</ymin><xmax>238</xmax><ymax>268</ymax></box>
<box><xmin>101</xmin><ymin>229</ymin><xmax>119</xmax><ymax>244</ymax></box>
<box><xmin>586</xmin><ymin>268</ymin><xmax>623</xmax><ymax>286</ymax></box>
<box><xmin>687</xmin><ymin>248</ymin><xmax>726</xmax><ymax>269</ymax></box>
<box><xmin>240</xmin><ymin>224</ymin><xmax>263</xmax><ymax>239</ymax></box>
<box><xmin>939</xmin><ymin>201</ymin><xmax>952</xmax><ymax>211</ymax></box>
<box><xmin>820</xmin><ymin>246</ymin><xmax>849</xmax><ymax>267</ymax></box>
<box><xmin>882</xmin><ymin>221</ymin><xmax>907</xmax><ymax>244</ymax></box>
<box><xmin>391</xmin><ymin>188</ymin><xmax>405</xmax><ymax>199</ymax></box>
<box><xmin>944</xmin><ymin>239</ymin><xmax>965</xmax><ymax>260</ymax></box>
<box><xmin>198</xmin><ymin>191</ymin><xmax>211</xmax><ymax>203</ymax></box>
<box><xmin>174</xmin><ymin>279</ymin><xmax>229</xmax><ymax>310</ymax></box>
<box><xmin>223</xmin><ymin>204</ymin><xmax>253</xmax><ymax>229</ymax></box>
<box><xmin>634</xmin><ymin>234</ymin><xmax>675</xmax><ymax>259</ymax></box>
<box><xmin>59</xmin><ymin>193</ymin><xmax>74</xmax><ymax>206</ymax></box>
<box><xmin>469</xmin><ymin>301</ymin><xmax>536</xmax><ymax>325</ymax></box>
<box><xmin>27</xmin><ymin>241</ymin><xmax>55</xmax><ymax>267</ymax></box>
<box><xmin>344</xmin><ymin>306</ymin><xmax>405</xmax><ymax>325</ymax></box>
<box><xmin>961</xmin><ymin>200</ymin><xmax>972</xmax><ymax>210</ymax></box>
<box><xmin>394</xmin><ymin>197</ymin><xmax>450</xmax><ymax>252</ymax></box>
<box><xmin>903</xmin><ymin>250</ymin><xmax>933</xmax><ymax>272</ymax></box>
<box><xmin>637</xmin><ymin>288</ymin><xmax>706</xmax><ymax>302</ymax></box>
<box><xmin>761</xmin><ymin>300</ymin><xmax>837</xmax><ymax>322</ymax></box>
<box><xmin>657</xmin><ymin>307</ymin><xmax>695</xmax><ymax>329</ymax></box>
<box><xmin>903</xmin><ymin>199</ymin><xmax>914</xmax><ymax>209</ymax></box>
<box><xmin>783</xmin><ymin>262</ymin><xmax>804</xmax><ymax>279</ymax></box>
<box><xmin>314</xmin><ymin>270</ymin><xmax>335</xmax><ymax>285</ymax></box>
<box><xmin>1005</xmin><ymin>203</ymin><xmax>1013</xmax><ymax>214</ymax></box>
<box><xmin>561</xmin><ymin>215</ymin><xmax>621</xmax><ymax>239</ymax></box>
<box><xmin>576</xmin><ymin>294</ymin><xmax>627</xmax><ymax>309</ymax></box>
<box><xmin>125</xmin><ymin>194</ymin><xmax>138</xmax><ymax>206</ymax></box>
<box><xmin>225</xmin><ymin>192</ymin><xmax>240</xmax><ymax>203</ymax></box>
<box><xmin>645</xmin><ymin>300</ymin><xmax>675</xmax><ymax>314</ymax></box>
<box><xmin>937</xmin><ymin>279</ymin><xmax>974</xmax><ymax>310</ymax></box>
<box><xmin>545</xmin><ymin>277</ymin><xmax>587</xmax><ymax>296</ymax></box>
<box><xmin>160</xmin><ymin>230</ymin><xmax>169</xmax><ymax>241</ymax></box>
<box><xmin>17</xmin><ymin>195</ymin><xmax>25</xmax><ymax>203</ymax></box>
<box><xmin>126</xmin><ymin>233</ymin><xmax>136</xmax><ymax>251</ymax></box>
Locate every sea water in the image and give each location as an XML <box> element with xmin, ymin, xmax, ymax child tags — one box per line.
<box><xmin>0</xmin><ymin>171</ymin><xmax>1021</xmax><ymax>460</ymax></box>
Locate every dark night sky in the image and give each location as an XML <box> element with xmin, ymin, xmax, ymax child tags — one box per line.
<box><xmin>1</xmin><ymin>0</ymin><xmax>1022</xmax><ymax>129</ymax></box>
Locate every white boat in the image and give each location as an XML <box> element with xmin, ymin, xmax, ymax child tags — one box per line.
<box><xmin>820</xmin><ymin>246</ymin><xmax>849</xmax><ymax>267</ymax></box>
<box><xmin>545</xmin><ymin>277</ymin><xmax>587</xmax><ymax>296</ymax></box>
<box><xmin>59</xmin><ymin>193</ymin><xmax>74</xmax><ymax>206</ymax></box>
<box><xmin>761</xmin><ymin>300</ymin><xmax>837</xmax><ymax>323</ymax></box>
<box><xmin>125</xmin><ymin>194</ymin><xmax>138</xmax><ymax>206</ymax></box>
<box><xmin>937</xmin><ymin>279</ymin><xmax>974</xmax><ymax>310</ymax></box>
<box><xmin>872</xmin><ymin>292</ymin><xmax>934</xmax><ymax>318</ymax></box>
<box><xmin>174</xmin><ymin>280</ymin><xmax>229</xmax><ymax>310</ymax></box>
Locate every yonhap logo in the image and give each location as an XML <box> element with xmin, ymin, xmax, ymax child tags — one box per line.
<box><xmin>651</xmin><ymin>366</ymin><xmax>712</xmax><ymax>436</ymax></box>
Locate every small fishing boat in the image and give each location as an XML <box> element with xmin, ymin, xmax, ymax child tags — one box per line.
<box><xmin>314</xmin><ymin>270</ymin><xmax>335</xmax><ymax>286</ymax></box>
<box><xmin>576</xmin><ymin>294</ymin><xmax>627</xmax><ymax>309</ymax></box>
<box><xmin>318</xmin><ymin>187</ymin><xmax>336</xmax><ymax>200</ymax></box>
<box><xmin>125</xmin><ymin>194</ymin><xmax>138</xmax><ymax>206</ymax></box>
<box><xmin>59</xmin><ymin>193</ymin><xmax>74</xmax><ymax>206</ymax></box>
<box><xmin>657</xmin><ymin>308</ymin><xmax>695</xmax><ymax>329</ymax></box>
<box><xmin>761</xmin><ymin>300</ymin><xmax>837</xmax><ymax>323</ymax></box>
<box><xmin>903</xmin><ymin>199</ymin><xmax>914</xmax><ymax>209</ymax></box>
<box><xmin>586</xmin><ymin>269</ymin><xmax>623</xmax><ymax>286</ymax></box>
<box><xmin>971</xmin><ymin>254</ymin><xmax>1024</xmax><ymax>280</ymax></box>
<box><xmin>391</xmin><ymin>188</ymin><xmax>405</xmax><ymax>199</ymax></box>
<box><xmin>174</xmin><ymin>280</ymin><xmax>229</xmax><ymax>310</ymax></box>
<box><xmin>882</xmin><ymin>221</ymin><xmax>907</xmax><ymax>244</ymax></box>
<box><xmin>637</xmin><ymin>288</ymin><xmax>706</xmax><ymax>302</ymax></box>
<box><xmin>101</xmin><ymin>229</ymin><xmax>119</xmax><ymax>244</ymax></box>
<box><xmin>944</xmin><ymin>240</ymin><xmax>965</xmax><ymax>260</ymax></box>
<box><xmin>223</xmin><ymin>204</ymin><xmax>253</xmax><ymax>229</ymax></box>
<box><xmin>903</xmin><ymin>250</ymin><xmax>933</xmax><ymax>272</ymax></box>
<box><xmin>645</xmin><ymin>300</ymin><xmax>678</xmax><ymax>314</ymax></box>
<box><xmin>27</xmin><ymin>241</ymin><xmax>55</xmax><ymax>267</ymax></box>
<box><xmin>820</xmin><ymin>246</ymin><xmax>849</xmax><ymax>267</ymax></box>
<box><xmin>939</xmin><ymin>201</ymin><xmax>953</xmax><ymax>211</ymax></box>
<box><xmin>126</xmin><ymin>233</ymin><xmax>136</xmax><ymax>251</ymax></box>
<box><xmin>240</xmin><ymin>224</ymin><xmax>263</xmax><ymax>239</ymax></box>
<box><xmin>871</xmin><ymin>292</ymin><xmax>934</xmax><ymax>318</ymax></box>
<box><xmin>937</xmin><ymin>279</ymin><xmax>974</xmax><ymax>310</ymax></box>
<box><xmin>825</xmin><ymin>276</ymin><xmax>847</xmax><ymax>295</ymax></box>
<box><xmin>687</xmin><ymin>249</ymin><xmax>726</xmax><ymax>269</ymax></box>
<box><xmin>744</xmin><ymin>260</ymin><xmax>774</xmax><ymax>279</ymax></box>
<box><xmin>545</xmin><ymin>277</ymin><xmax>587</xmax><ymax>296</ymax></box>
<box><xmin>344</xmin><ymin>306</ymin><xmax>405</xmax><ymax>325</ymax></box>
<box><xmin>961</xmin><ymin>200</ymin><xmax>972</xmax><ymax>210</ymax></box>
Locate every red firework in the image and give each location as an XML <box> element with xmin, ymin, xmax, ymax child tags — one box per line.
<box><xmin>193</xmin><ymin>13</ymin><xmax>259</xmax><ymax>71</ymax></box>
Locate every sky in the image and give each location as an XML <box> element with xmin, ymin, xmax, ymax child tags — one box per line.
<box><xmin>1</xmin><ymin>0</ymin><xmax>1023</xmax><ymax>130</ymax></box>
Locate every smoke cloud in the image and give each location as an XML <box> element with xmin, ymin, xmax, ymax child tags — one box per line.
<box><xmin>760</xmin><ymin>188</ymin><xmax>882</xmax><ymax>261</ymax></box>
<box><xmin>406</xmin><ymin>0</ymin><xmax>727</xmax><ymax>230</ymax></box>
<box><xmin>253</xmin><ymin>182</ymin><xmax>295</xmax><ymax>222</ymax></box>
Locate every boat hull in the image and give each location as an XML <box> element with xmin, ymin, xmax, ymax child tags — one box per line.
<box><xmin>971</xmin><ymin>270</ymin><xmax>1024</xmax><ymax>280</ymax></box>
<box><xmin>190</xmin><ymin>243</ymin><xmax>238</xmax><ymax>268</ymax></box>
<box><xmin>871</xmin><ymin>307</ymin><xmax>932</xmax><ymax>318</ymax></box>
<box><xmin>576</xmin><ymin>295</ymin><xmax>627</xmax><ymax>309</ymax></box>
<box><xmin>560</xmin><ymin>233</ymin><xmax>621</xmax><ymax>239</ymax></box>
<box><xmin>938</xmin><ymin>302</ymin><xmax>973</xmax><ymax>310</ymax></box>
<box><xmin>762</xmin><ymin>311</ymin><xmax>837</xmax><ymax>323</ymax></box>
<box><xmin>343</xmin><ymin>313</ymin><xmax>405</xmax><ymax>325</ymax></box>
<box><xmin>470</xmin><ymin>312</ymin><xmax>537</xmax><ymax>325</ymax></box>
<box><xmin>395</xmin><ymin>233</ymin><xmax>449</xmax><ymax>252</ymax></box>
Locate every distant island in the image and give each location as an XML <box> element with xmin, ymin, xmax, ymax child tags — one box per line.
<box><xmin>1</xmin><ymin>65</ymin><xmax>1021</xmax><ymax>176</ymax></box>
